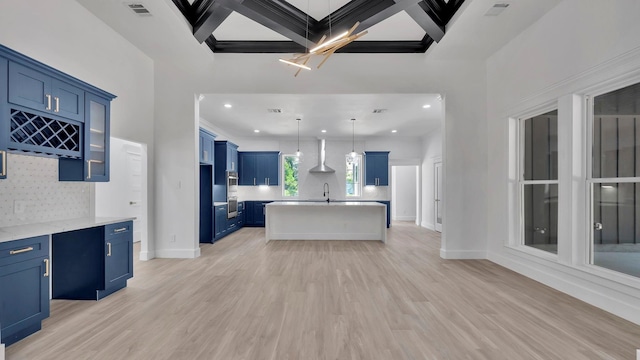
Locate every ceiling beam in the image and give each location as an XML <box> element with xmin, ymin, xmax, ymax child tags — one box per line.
<box><xmin>207</xmin><ymin>40</ymin><xmax>307</xmax><ymax>53</ymax></box>
<box><xmin>192</xmin><ymin>0</ymin><xmax>234</xmax><ymax>43</ymax></box>
<box><xmin>405</xmin><ymin>2</ymin><xmax>445</xmax><ymax>42</ymax></box>
<box><xmin>215</xmin><ymin>0</ymin><xmax>319</xmax><ymax>48</ymax></box>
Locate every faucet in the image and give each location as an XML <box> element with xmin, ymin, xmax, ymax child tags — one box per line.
<box><xmin>323</xmin><ymin>183</ymin><xmax>330</xmax><ymax>203</ymax></box>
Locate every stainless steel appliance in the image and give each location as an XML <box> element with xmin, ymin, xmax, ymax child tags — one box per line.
<box><xmin>227</xmin><ymin>171</ymin><xmax>238</xmax><ymax>218</ymax></box>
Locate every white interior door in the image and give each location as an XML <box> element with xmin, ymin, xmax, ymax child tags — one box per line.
<box><xmin>95</xmin><ymin>138</ymin><xmax>146</xmax><ymax>244</ymax></box>
<box><xmin>435</xmin><ymin>161</ymin><xmax>443</xmax><ymax>232</ymax></box>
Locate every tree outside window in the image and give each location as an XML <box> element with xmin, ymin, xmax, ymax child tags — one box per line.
<box><xmin>283</xmin><ymin>155</ymin><xmax>299</xmax><ymax>197</ymax></box>
<box><xmin>346</xmin><ymin>154</ymin><xmax>361</xmax><ymax>197</ymax></box>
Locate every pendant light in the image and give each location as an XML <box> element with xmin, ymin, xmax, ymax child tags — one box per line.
<box><xmin>348</xmin><ymin>118</ymin><xmax>357</xmax><ymax>161</ymax></box>
<box><xmin>295</xmin><ymin>118</ymin><xmax>303</xmax><ymax>161</ymax></box>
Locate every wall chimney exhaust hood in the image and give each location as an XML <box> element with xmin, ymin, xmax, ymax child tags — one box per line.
<box><xmin>309</xmin><ymin>139</ymin><xmax>335</xmax><ymax>173</ymax></box>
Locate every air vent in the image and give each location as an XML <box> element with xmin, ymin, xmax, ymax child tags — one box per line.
<box><xmin>126</xmin><ymin>3</ymin><xmax>152</xmax><ymax>16</ymax></box>
<box><xmin>267</xmin><ymin>108</ymin><xmax>282</xmax><ymax>113</ymax></box>
<box><xmin>484</xmin><ymin>3</ymin><xmax>509</xmax><ymax>16</ymax></box>
<box><xmin>372</xmin><ymin>109</ymin><xmax>387</xmax><ymax>114</ymax></box>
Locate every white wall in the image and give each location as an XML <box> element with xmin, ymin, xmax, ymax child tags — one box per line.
<box><xmin>421</xmin><ymin>127</ymin><xmax>442</xmax><ymax>229</ymax></box>
<box><xmin>486</xmin><ymin>0</ymin><xmax>640</xmax><ymax>325</ymax></box>
<box><xmin>0</xmin><ymin>0</ymin><xmax>156</xmax><ymax>255</ymax></box>
<box><xmin>391</xmin><ymin>166</ymin><xmax>417</xmax><ymax>221</ymax></box>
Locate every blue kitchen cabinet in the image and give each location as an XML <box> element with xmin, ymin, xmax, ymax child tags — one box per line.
<box><xmin>364</xmin><ymin>151</ymin><xmax>390</xmax><ymax>186</ymax></box>
<box><xmin>59</xmin><ymin>93</ymin><xmax>111</xmax><ymax>182</ymax></box>
<box><xmin>0</xmin><ymin>235</ymin><xmax>50</xmax><ymax>346</ymax></box>
<box><xmin>236</xmin><ymin>201</ymin><xmax>244</xmax><ymax>228</ymax></box>
<box><xmin>214</xmin><ymin>204</ymin><xmax>228</xmax><ymax>240</ymax></box>
<box><xmin>238</xmin><ymin>152</ymin><xmax>279</xmax><ymax>186</ymax></box>
<box><xmin>199</xmin><ymin>165</ymin><xmax>214</xmax><ymax>243</ymax></box>
<box><xmin>8</xmin><ymin>62</ymin><xmax>84</xmax><ymax>122</ymax></box>
<box><xmin>243</xmin><ymin>201</ymin><xmax>271</xmax><ymax>227</ymax></box>
<box><xmin>199</xmin><ymin>129</ymin><xmax>216</xmax><ymax>165</ymax></box>
<box><xmin>51</xmin><ymin>221</ymin><xmax>133</xmax><ymax>300</ymax></box>
<box><xmin>215</xmin><ymin>141</ymin><xmax>238</xmax><ymax>173</ymax></box>
<box><xmin>244</xmin><ymin>201</ymin><xmax>255</xmax><ymax>225</ymax></box>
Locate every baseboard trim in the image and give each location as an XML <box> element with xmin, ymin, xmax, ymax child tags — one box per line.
<box><xmin>139</xmin><ymin>250</ymin><xmax>155</xmax><ymax>261</ymax></box>
<box><xmin>154</xmin><ymin>248</ymin><xmax>201</xmax><ymax>259</ymax></box>
<box><xmin>488</xmin><ymin>251</ymin><xmax>640</xmax><ymax>326</ymax></box>
<box><xmin>393</xmin><ymin>216</ymin><xmax>416</xmax><ymax>221</ymax></box>
<box><xmin>440</xmin><ymin>248</ymin><xmax>487</xmax><ymax>259</ymax></box>
<box><xmin>421</xmin><ymin>222</ymin><xmax>435</xmax><ymax>230</ymax></box>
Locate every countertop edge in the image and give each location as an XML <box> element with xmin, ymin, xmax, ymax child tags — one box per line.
<box><xmin>0</xmin><ymin>217</ymin><xmax>136</xmax><ymax>244</ymax></box>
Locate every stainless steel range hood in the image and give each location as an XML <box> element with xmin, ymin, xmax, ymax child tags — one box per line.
<box><xmin>309</xmin><ymin>139</ymin><xmax>335</xmax><ymax>173</ymax></box>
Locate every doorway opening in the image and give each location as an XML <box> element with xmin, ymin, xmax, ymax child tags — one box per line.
<box><xmin>94</xmin><ymin>137</ymin><xmax>149</xmax><ymax>260</ymax></box>
<box><xmin>391</xmin><ymin>165</ymin><xmax>420</xmax><ymax>225</ymax></box>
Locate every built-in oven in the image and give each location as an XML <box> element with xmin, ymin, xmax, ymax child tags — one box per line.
<box><xmin>227</xmin><ymin>171</ymin><xmax>238</xmax><ymax>219</ymax></box>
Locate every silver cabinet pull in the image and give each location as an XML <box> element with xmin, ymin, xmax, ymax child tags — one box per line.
<box><xmin>253</xmin><ymin>178</ymin><xmax>256</xmax><ymax>186</ymax></box>
<box><xmin>87</xmin><ymin>160</ymin><xmax>92</xmax><ymax>179</ymax></box>
<box><xmin>10</xmin><ymin>246</ymin><xmax>33</xmax><ymax>255</ymax></box>
<box><xmin>46</xmin><ymin>94</ymin><xmax>52</xmax><ymax>110</ymax></box>
<box><xmin>114</xmin><ymin>227</ymin><xmax>128</xmax><ymax>233</ymax></box>
<box><xmin>0</xmin><ymin>150</ymin><xmax>6</xmax><ymax>177</ymax></box>
<box><xmin>44</xmin><ymin>259</ymin><xmax>50</xmax><ymax>277</ymax></box>
<box><xmin>54</xmin><ymin>97</ymin><xmax>60</xmax><ymax>112</ymax></box>
<box><xmin>107</xmin><ymin>242</ymin><xmax>112</xmax><ymax>256</ymax></box>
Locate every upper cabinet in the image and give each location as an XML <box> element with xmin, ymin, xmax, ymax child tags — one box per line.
<box><xmin>364</xmin><ymin>151</ymin><xmax>390</xmax><ymax>186</ymax></box>
<box><xmin>0</xmin><ymin>45</ymin><xmax>116</xmax><ymax>182</ymax></box>
<box><xmin>214</xmin><ymin>141</ymin><xmax>238</xmax><ymax>181</ymax></box>
<box><xmin>238</xmin><ymin>151</ymin><xmax>279</xmax><ymax>186</ymax></box>
<box><xmin>8</xmin><ymin>62</ymin><xmax>84</xmax><ymax>122</ymax></box>
<box><xmin>199</xmin><ymin>128</ymin><xmax>216</xmax><ymax>165</ymax></box>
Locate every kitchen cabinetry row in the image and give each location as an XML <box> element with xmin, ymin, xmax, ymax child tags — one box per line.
<box><xmin>0</xmin><ymin>44</ymin><xmax>116</xmax><ymax>182</ymax></box>
<box><xmin>0</xmin><ymin>220</ymin><xmax>133</xmax><ymax>347</ymax></box>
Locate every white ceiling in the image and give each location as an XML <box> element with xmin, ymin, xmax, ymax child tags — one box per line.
<box><xmin>199</xmin><ymin>93</ymin><xmax>442</xmax><ymax>138</ymax></box>
<box><xmin>75</xmin><ymin>0</ymin><xmax>563</xmax><ymax>139</ymax></box>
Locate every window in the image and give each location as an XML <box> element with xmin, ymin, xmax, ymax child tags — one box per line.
<box><xmin>346</xmin><ymin>154</ymin><xmax>361</xmax><ymax>197</ymax></box>
<box><xmin>520</xmin><ymin>109</ymin><xmax>558</xmax><ymax>254</ymax></box>
<box><xmin>282</xmin><ymin>155</ymin><xmax>299</xmax><ymax>197</ymax></box>
<box><xmin>589</xmin><ymin>82</ymin><xmax>640</xmax><ymax>278</ymax></box>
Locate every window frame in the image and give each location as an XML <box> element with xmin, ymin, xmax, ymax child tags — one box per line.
<box><xmin>281</xmin><ymin>154</ymin><xmax>300</xmax><ymax>198</ymax></box>
<box><xmin>345</xmin><ymin>154</ymin><xmax>362</xmax><ymax>198</ymax></box>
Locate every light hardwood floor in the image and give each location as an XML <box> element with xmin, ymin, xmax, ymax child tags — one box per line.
<box><xmin>6</xmin><ymin>222</ymin><xmax>640</xmax><ymax>359</ymax></box>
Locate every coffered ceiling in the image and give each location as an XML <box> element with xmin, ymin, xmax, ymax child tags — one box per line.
<box><xmin>171</xmin><ymin>0</ymin><xmax>465</xmax><ymax>54</ymax></box>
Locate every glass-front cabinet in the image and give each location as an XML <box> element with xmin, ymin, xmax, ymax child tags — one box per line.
<box><xmin>86</xmin><ymin>94</ymin><xmax>109</xmax><ymax>181</ymax></box>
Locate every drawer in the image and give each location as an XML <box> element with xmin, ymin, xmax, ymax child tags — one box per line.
<box><xmin>105</xmin><ymin>221</ymin><xmax>133</xmax><ymax>237</ymax></box>
<box><xmin>0</xmin><ymin>235</ymin><xmax>49</xmax><ymax>266</ymax></box>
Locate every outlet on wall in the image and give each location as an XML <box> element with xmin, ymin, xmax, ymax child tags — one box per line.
<box><xmin>13</xmin><ymin>200</ymin><xmax>27</xmax><ymax>214</ymax></box>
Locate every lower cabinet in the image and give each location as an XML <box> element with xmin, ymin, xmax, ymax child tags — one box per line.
<box><xmin>214</xmin><ymin>204</ymin><xmax>227</xmax><ymax>240</ymax></box>
<box><xmin>52</xmin><ymin>221</ymin><xmax>133</xmax><ymax>300</ymax></box>
<box><xmin>244</xmin><ymin>201</ymin><xmax>271</xmax><ymax>227</ymax></box>
<box><xmin>0</xmin><ymin>235</ymin><xmax>50</xmax><ymax>346</ymax></box>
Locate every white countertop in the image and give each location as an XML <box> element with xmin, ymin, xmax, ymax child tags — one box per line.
<box><xmin>267</xmin><ymin>201</ymin><xmax>385</xmax><ymax>207</ymax></box>
<box><xmin>0</xmin><ymin>217</ymin><xmax>136</xmax><ymax>244</ymax></box>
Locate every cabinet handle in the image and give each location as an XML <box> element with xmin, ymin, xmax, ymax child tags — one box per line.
<box><xmin>114</xmin><ymin>227</ymin><xmax>128</xmax><ymax>233</ymax></box>
<box><xmin>203</xmin><ymin>150</ymin><xmax>208</xmax><ymax>162</ymax></box>
<box><xmin>0</xmin><ymin>150</ymin><xmax>6</xmax><ymax>177</ymax></box>
<box><xmin>46</xmin><ymin>94</ymin><xmax>52</xmax><ymax>110</ymax></box>
<box><xmin>107</xmin><ymin>242</ymin><xmax>112</xmax><ymax>256</ymax></box>
<box><xmin>10</xmin><ymin>246</ymin><xmax>34</xmax><ymax>255</ymax></box>
<box><xmin>54</xmin><ymin>97</ymin><xmax>60</xmax><ymax>112</ymax></box>
<box><xmin>87</xmin><ymin>160</ymin><xmax>92</xmax><ymax>179</ymax></box>
<box><xmin>253</xmin><ymin>178</ymin><xmax>256</xmax><ymax>186</ymax></box>
<box><xmin>44</xmin><ymin>259</ymin><xmax>49</xmax><ymax>277</ymax></box>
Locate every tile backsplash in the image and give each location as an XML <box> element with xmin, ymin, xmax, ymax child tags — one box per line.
<box><xmin>0</xmin><ymin>153</ymin><xmax>90</xmax><ymax>227</ymax></box>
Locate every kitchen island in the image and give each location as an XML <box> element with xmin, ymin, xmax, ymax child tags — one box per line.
<box><xmin>265</xmin><ymin>202</ymin><xmax>386</xmax><ymax>243</ymax></box>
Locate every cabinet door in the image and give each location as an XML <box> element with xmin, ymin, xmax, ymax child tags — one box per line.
<box><xmin>0</xmin><ymin>257</ymin><xmax>50</xmax><ymax>346</ymax></box>
<box><xmin>244</xmin><ymin>201</ymin><xmax>255</xmax><ymax>225</ymax></box>
<box><xmin>51</xmin><ymin>78</ymin><xmax>84</xmax><ymax>122</ymax></box>
<box><xmin>229</xmin><ymin>146</ymin><xmax>238</xmax><ymax>172</ymax></box>
<box><xmin>214</xmin><ymin>205</ymin><xmax>227</xmax><ymax>238</ymax></box>
<box><xmin>265</xmin><ymin>154</ymin><xmax>279</xmax><ymax>185</ymax></box>
<box><xmin>104</xmin><ymin>222</ymin><xmax>133</xmax><ymax>288</ymax></box>
<box><xmin>376</xmin><ymin>155</ymin><xmax>389</xmax><ymax>186</ymax></box>
<box><xmin>8</xmin><ymin>62</ymin><xmax>51</xmax><ymax>113</ymax></box>
<box><xmin>85</xmin><ymin>93</ymin><xmax>110</xmax><ymax>182</ymax></box>
<box><xmin>199</xmin><ymin>130</ymin><xmax>214</xmax><ymax>165</ymax></box>
<box><xmin>254</xmin><ymin>202</ymin><xmax>267</xmax><ymax>227</ymax></box>
<box><xmin>364</xmin><ymin>154</ymin><xmax>378</xmax><ymax>186</ymax></box>
<box><xmin>364</xmin><ymin>152</ymin><xmax>389</xmax><ymax>186</ymax></box>
<box><xmin>239</xmin><ymin>152</ymin><xmax>257</xmax><ymax>185</ymax></box>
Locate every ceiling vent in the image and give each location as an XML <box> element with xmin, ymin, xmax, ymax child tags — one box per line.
<box><xmin>372</xmin><ymin>109</ymin><xmax>387</xmax><ymax>114</ymax></box>
<box><xmin>267</xmin><ymin>108</ymin><xmax>282</xmax><ymax>113</ymax></box>
<box><xmin>484</xmin><ymin>3</ymin><xmax>509</xmax><ymax>16</ymax></box>
<box><xmin>126</xmin><ymin>3</ymin><xmax>152</xmax><ymax>16</ymax></box>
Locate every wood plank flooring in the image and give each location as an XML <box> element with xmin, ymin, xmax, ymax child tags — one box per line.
<box><xmin>6</xmin><ymin>222</ymin><xmax>640</xmax><ymax>359</ymax></box>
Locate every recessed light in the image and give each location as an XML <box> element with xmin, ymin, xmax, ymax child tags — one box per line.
<box><xmin>422</xmin><ymin>104</ymin><xmax>431</xmax><ymax>109</ymax></box>
<box><xmin>224</xmin><ymin>103</ymin><xmax>232</xmax><ymax>108</ymax></box>
<box><xmin>391</xmin><ymin>130</ymin><xmax>397</xmax><ymax>133</ymax></box>
<box><xmin>321</xmin><ymin>130</ymin><xmax>327</xmax><ymax>133</ymax></box>
<box><xmin>254</xmin><ymin>129</ymin><xmax>260</xmax><ymax>133</ymax></box>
